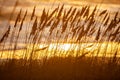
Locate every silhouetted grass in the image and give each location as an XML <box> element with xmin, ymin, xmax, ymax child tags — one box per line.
<box><xmin>0</xmin><ymin>56</ymin><xmax>120</xmax><ymax>80</ymax></box>
<box><xmin>0</xmin><ymin>2</ymin><xmax>120</xmax><ymax>80</ymax></box>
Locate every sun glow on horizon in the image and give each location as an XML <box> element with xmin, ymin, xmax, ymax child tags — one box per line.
<box><xmin>0</xmin><ymin>42</ymin><xmax>120</xmax><ymax>59</ymax></box>
<box><xmin>60</xmin><ymin>44</ymin><xmax>72</xmax><ymax>51</ymax></box>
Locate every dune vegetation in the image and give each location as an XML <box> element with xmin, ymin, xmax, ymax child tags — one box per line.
<box><xmin>0</xmin><ymin>0</ymin><xmax>120</xmax><ymax>80</ymax></box>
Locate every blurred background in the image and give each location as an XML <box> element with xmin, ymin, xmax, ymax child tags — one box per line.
<box><xmin>0</xmin><ymin>0</ymin><xmax>120</xmax><ymax>20</ymax></box>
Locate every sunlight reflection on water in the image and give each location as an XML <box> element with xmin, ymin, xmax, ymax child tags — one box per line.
<box><xmin>0</xmin><ymin>42</ymin><xmax>120</xmax><ymax>59</ymax></box>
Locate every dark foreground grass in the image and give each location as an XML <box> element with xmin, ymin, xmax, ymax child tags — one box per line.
<box><xmin>0</xmin><ymin>2</ymin><xmax>120</xmax><ymax>80</ymax></box>
<box><xmin>0</xmin><ymin>56</ymin><xmax>120</xmax><ymax>80</ymax></box>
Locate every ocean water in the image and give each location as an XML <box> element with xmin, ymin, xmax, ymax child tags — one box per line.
<box><xmin>0</xmin><ymin>42</ymin><xmax>120</xmax><ymax>59</ymax></box>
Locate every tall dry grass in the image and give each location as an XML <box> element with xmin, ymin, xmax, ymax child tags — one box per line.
<box><xmin>0</xmin><ymin>3</ymin><xmax>120</xmax><ymax>80</ymax></box>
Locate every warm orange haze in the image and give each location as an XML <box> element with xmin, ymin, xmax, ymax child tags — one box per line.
<box><xmin>0</xmin><ymin>42</ymin><xmax>120</xmax><ymax>59</ymax></box>
<box><xmin>0</xmin><ymin>0</ymin><xmax>120</xmax><ymax>80</ymax></box>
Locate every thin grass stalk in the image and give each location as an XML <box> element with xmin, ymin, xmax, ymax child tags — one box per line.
<box><xmin>87</xmin><ymin>5</ymin><xmax>97</xmax><ymax>20</ymax></box>
<box><xmin>19</xmin><ymin>10</ymin><xmax>27</xmax><ymax>32</ymax></box>
<box><xmin>99</xmin><ymin>10</ymin><xmax>107</xmax><ymax>16</ymax></box>
<box><xmin>13</xmin><ymin>10</ymin><xmax>28</xmax><ymax>58</ymax></box>
<box><xmin>0</xmin><ymin>26</ymin><xmax>10</xmax><ymax>59</ymax></box>
<box><xmin>48</xmin><ymin>6</ymin><xmax>59</xmax><ymax>20</ymax></box>
<box><xmin>101</xmin><ymin>13</ymin><xmax>108</xmax><ymax>24</ymax></box>
<box><xmin>104</xmin><ymin>15</ymin><xmax>110</xmax><ymax>26</ymax></box>
<box><xmin>14</xmin><ymin>9</ymin><xmax>22</xmax><ymax>28</ymax></box>
<box><xmin>114</xmin><ymin>11</ymin><xmax>119</xmax><ymax>22</ymax></box>
<box><xmin>71</xmin><ymin>10</ymin><xmax>80</xmax><ymax>25</ymax></box>
<box><xmin>61</xmin><ymin>20</ymin><xmax>68</xmax><ymax>33</ymax></box>
<box><xmin>9</xmin><ymin>0</ymin><xmax>19</xmax><ymax>21</ymax></box>
<box><xmin>10</xmin><ymin>9</ymin><xmax>22</xmax><ymax>59</ymax></box>
<box><xmin>83</xmin><ymin>6</ymin><xmax>90</xmax><ymax>18</ymax></box>
<box><xmin>80</xmin><ymin>6</ymin><xmax>87</xmax><ymax>16</ymax></box>
<box><xmin>31</xmin><ymin>6</ymin><xmax>36</xmax><ymax>20</ymax></box>
<box><xmin>68</xmin><ymin>8</ymin><xmax>77</xmax><ymax>21</ymax></box>
<box><xmin>19</xmin><ymin>10</ymin><xmax>28</xmax><ymax>59</ymax></box>
<box><xmin>57</xmin><ymin>4</ymin><xmax>64</xmax><ymax>19</ymax></box>
<box><xmin>65</xmin><ymin>6</ymin><xmax>73</xmax><ymax>19</ymax></box>
<box><xmin>0</xmin><ymin>26</ymin><xmax>10</xmax><ymax>43</ymax></box>
<box><xmin>95</xmin><ymin>26</ymin><xmax>101</xmax><ymax>41</ymax></box>
<box><xmin>29</xmin><ymin>17</ymin><xmax>38</xmax><ymax>40</ymax></box>
<box><xmin>39</xmin><ymin>8</ymin><xmax>46</xmax><ymax>25</ymax></box>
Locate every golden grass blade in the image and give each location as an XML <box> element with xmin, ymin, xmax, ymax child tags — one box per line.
<box><xmin>102</xmin><ymin>13</ymin><xmax>108</xmax><ymax>22</ymax></box>
<box><xmin>80</xmin><ymin>6</ymin><xmax>87</xmax><ymax>16</ymax></box>
<box><xmin>14</xmin><ymin>9</ymin><xmax>22</xmax><ymax>28</ymax></box>
<box><xmin>61</xmin><ymin>20</ymin><xmax>68</xmax><ymax>33</ymax></box>
<box><xmin>30</xmin><ymin>17</ymin><xmax>38</xmax><ymax>36</ymax></box>
<box><xmin>0</xmin><ymin>26</ymin><xmax>10</xmax><ymax>43</ymax></box>
<box><xmin>57</xmin><ymin>4</ymin><xmax>64</xmax><ymax>19</ymax></box>
<box><xmin>99</xmin><ymin>10</ymin><xmax>107</xmax><ymax>16</ymax></box>
<box><xmin>104</xmin><ymin>15</ymin><xmax>109</xmax><ymax>26</ymax></box>
<box><xmin>48</xmin><ymin>7</ymin><xmax>59</xmax><ymax>20</ymax></box>
<box><xmin>114</xmin><ymin>11</ymin><xmax>119</xmax><ymax>21</ymax></box>
<box><xmin>19</xmin><ymin>10</ymin><xmax>27</xmax><ymax>32</ymax></box>
<box><xmin>95</xmin><ymin>26</ymin><xmax>101</xmax><ymax>41</ymax></box>
<box><xmin>65</xmin><ymin>6</ymin><xmax>73</xmax><ymax>18</ymax></box>
<box><xmin>31</xmin><ymin>6</ymin><xmax>36</xmax><ymax>20</ymax></box>
<box><xmin>40</xmin><ymin>8</ymin><xmax>46</xmax><ymax>25</ymax></box>
<box><xmin>83</xmin><ymin>6</ymin><xmax>90</xmax><ymax>18</ymax></box>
